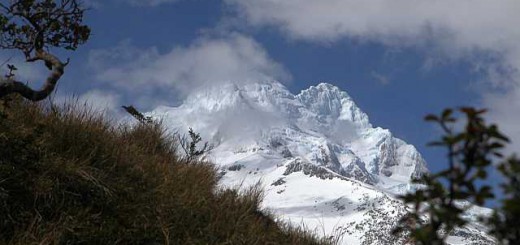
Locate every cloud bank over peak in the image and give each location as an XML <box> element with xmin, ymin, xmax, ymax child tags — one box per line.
<box><xmin>88</xmin><ymin>34</ymin><xmax>291</xmax><ymax>107</ymax></box>
<box><xmin>226</xmin><ymin>0</ymin><xmax>520</xmax><ymax>151</ymax></box>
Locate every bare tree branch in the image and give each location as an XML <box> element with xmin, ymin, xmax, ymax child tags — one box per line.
<box><xmin>0</xmin><ymin>49</ymin><xmax>66</xmax><ymax>101</ymax></box>
<box><xmin>0</xmin><ymin>0</ymin><xmax>90</xmax><ymax>101</ymax></box>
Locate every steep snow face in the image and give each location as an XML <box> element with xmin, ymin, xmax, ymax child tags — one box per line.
<box><xmin>148</xmin><ymin>80</ymin><xmax>493</xmax><ymax>244</ymax></box>
<box><xmin>151</xmin><ymin>80</ymin><xmax>427</xmax><ymax>189</ymax></box>
<box><xmin>297</xmin><ymin>83</ymin><xmax>371</xmax><ymax>128</ymax></box>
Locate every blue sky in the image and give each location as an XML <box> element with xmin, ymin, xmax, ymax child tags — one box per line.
<box><xmin>4</xmin><ymin>1</ymin><xmax>519</xmax><ymax>199</ymax></box>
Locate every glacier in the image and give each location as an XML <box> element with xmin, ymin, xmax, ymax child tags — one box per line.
<box><xmin>147</xmin><ymin>80</ymin><xmax>494</xmax><ymax>244</ymax></box>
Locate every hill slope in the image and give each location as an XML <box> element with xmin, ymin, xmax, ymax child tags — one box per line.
<box><xmin>0</xmin><ymin>98</ymin><xmax>327</xmax><ymax>244</ymax></box>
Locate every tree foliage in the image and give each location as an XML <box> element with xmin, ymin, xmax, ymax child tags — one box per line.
<box><xmin>0</xmin><ymin>0</ymin><xmax>90</xmax><ymax>101</ymax></box>
<box><xmin>394</xmin><ymin>107</ymin><xmax>520</xmax><ymax>244</ymax></box>
<box><xmin>179</xmin><ymin>127</ymin><xmax>211</xmax><ymax>162</ymax></box>
<box><xmin>489</xmin><ymin>156</ymin><xmax>520</xmax><ymax>243</ymax></box>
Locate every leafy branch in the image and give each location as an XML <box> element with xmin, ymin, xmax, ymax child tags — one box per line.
<box><xmin>394</xmin><ymin>107</ymin><xmax>514</xmax><ymax>244</ymax></box>
<box><xmin>178</xmin><ymin>128</ymin><xmax>212</xmax><ymax>162</ymax></box>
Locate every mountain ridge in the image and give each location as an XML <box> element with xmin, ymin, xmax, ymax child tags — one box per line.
<box><xmin>148</xmin><ymin>80</ymin><xmax>493</xmax><ymax>244</ymax></box>
<box><xmin>151</xmin><ymin>80</ymin><xmax>427</xmax><ymax>188</ymax></box>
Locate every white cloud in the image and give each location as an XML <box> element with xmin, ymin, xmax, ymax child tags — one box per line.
<box><xmin>226</xmin><ymin>0</ymin><xmax>520</xmax><ymax>152</ymax></box>
<box><xmin>52</xmin><ymin>89</ymin><xmax>124</xmax><ymax>120</ymax></box>
<box><xmin>77</xmin><ymin>90</ymin><xmax>122</xmax><ymax>116</ymax></box>
<box><xmin>88</xmin><ymin>34</ymin><xmax>290</xmax><ymax>102</ymax></box>
<box><xmin>226</xmin><ymin>0</ymin><xmax>519</xmax><ymax>51</ymax></box>
<box><xmin>483</xmin><ymin>88</ymin><xmax>520</xmax><ymax>153</ymax></box>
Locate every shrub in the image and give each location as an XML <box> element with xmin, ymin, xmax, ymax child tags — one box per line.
<box><xmin>395</xmin><ymin>107</ymin><xmax>520</xmax><ymax>245</ymax></box>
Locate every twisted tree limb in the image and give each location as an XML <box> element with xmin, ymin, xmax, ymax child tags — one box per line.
<box><xmin>0</xmin><ymin>49</ymin><xmax>66</xmax><ymax>101</ymax></box>
<box><xmin>0</xmin><ymin>0</ymin><xmax>90</xmax><ymax>102</ymax></box>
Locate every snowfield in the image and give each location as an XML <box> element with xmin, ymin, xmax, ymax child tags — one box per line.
<box><xmin>148</xmin><ymin>80</ymin><xmax>495</xmax><ymax>244</ymax></box>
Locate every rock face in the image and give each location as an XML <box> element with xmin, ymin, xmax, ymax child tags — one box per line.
<box><xmin>148</xmin><ymin>80</ymin><xmax>494</xmax><ymax>245</ymax></box>
<box><xmin>150</xmin><ymin>81</ymin><xmax>427</xmax><ymax>189</ymax></box>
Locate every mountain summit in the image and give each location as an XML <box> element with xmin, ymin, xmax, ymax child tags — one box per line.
<box><xmin>148</xmin><ymin>80</ymin><xmax>493</xmax><ymax>244</ymax></box>
<box><xmin>152</xmin><ymin>80</ymin><xmax>427</xmax><ymax>189</ymax></box>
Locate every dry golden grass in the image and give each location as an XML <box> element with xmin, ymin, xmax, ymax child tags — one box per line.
<box><xmin>0</xmin><ymin>97</ymin><xmax>330</xmax><ymax>245</ymax></box>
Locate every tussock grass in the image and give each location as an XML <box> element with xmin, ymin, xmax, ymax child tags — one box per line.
<box><xmin>0</xmin><ymin>97</ymin><xmax>329</xmax><ymax>244</ymax></box>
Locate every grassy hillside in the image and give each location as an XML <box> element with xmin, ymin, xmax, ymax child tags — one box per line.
<box><xmin>0</xmin><ymin>97</ymin><xmax>328</xmax><ymax>244</ymax></box>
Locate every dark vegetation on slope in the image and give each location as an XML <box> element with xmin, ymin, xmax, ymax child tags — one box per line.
<box><xmin>0</xmin><ymin>97</ymin><xmax>328</xmax><ymax>244</ymax></box>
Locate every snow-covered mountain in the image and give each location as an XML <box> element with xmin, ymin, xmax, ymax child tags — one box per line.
<box><xmin>148</xmin><ymin>80</ymin><xmax>494</xmax><ymax>244</ymax></box>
